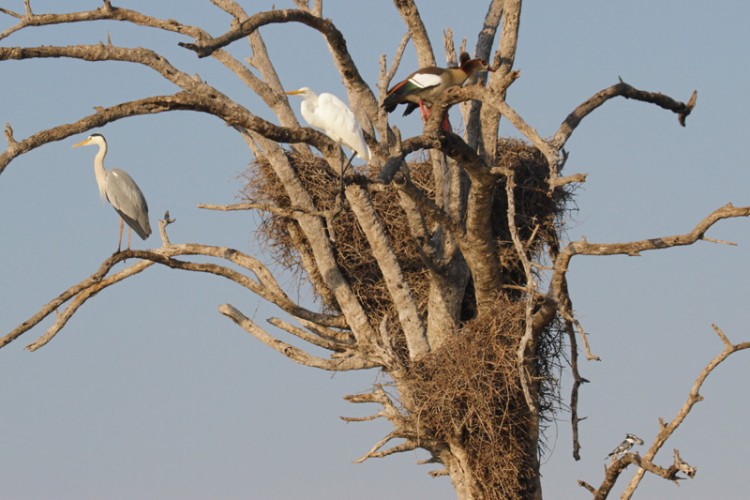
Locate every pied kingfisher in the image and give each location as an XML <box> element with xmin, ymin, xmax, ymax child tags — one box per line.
<box><xmin>607</xmin><ymin>433</ymin><xmax>644</xmax><ymax>459</ymax></box>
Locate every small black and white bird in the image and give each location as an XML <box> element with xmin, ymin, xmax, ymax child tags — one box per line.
<box><xmin>607</xmin><ymin>433</ymin><xmax>644</xmax><ymax>459</ymax></box>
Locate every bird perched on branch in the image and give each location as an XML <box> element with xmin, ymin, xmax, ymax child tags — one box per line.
<box><xmin>383</xmin><ymin>52</ymin><xmax>492</xmax><ymax>130</ymax></box>
<box><xmin>607</xmin><ymin>433</ymin><xmax>644</xmax><ymax>459</ymax></box>
<box><xmin>73</xmin><ymin>133</ymin><xmax>151</xmax><ymax>252</ymax></box>
<box><xmin>284</xmin><ymin>87</ymin><xmax>371</xmax><ymax>163</ymax></box>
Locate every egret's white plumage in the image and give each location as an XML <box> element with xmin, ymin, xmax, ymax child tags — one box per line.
<box><xmin>73</xmin><ymin>133</ymin><xmax>151</xmax><ymax>251</ymax></box>
<box><xmin>285</xmin><ymin>87</ymin><xmax>371</xmax><ymax>161</ymax></box>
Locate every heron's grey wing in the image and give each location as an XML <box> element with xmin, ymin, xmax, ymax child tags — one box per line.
<box><xmin>105</xmin><ymin>169</ymin><xmax>152</xmax><ymax>239</ymax></box>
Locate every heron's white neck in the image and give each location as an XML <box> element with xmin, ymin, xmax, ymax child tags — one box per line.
<box><xmin>93</xmin><ymin>141</ymin><xmax>108</xmax><ymax>200</ymax></box>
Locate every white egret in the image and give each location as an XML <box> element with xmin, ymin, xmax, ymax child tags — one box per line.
<box><xmin>284</xmin><ymin>87</ymin><xmax>371</xmax><ymax>163</ymax></box>
<box><xmin>73</xmin><ymin>133</ymin><xmax>151</xmax><ymax>251</ymax></box>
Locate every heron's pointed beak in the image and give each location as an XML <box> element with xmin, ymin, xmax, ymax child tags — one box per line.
<box><xmin>72</xmin><ymin>138</ymin><xmax>89</xmax><ymax>148</ymax></box>
<box><xmin>284</xmin><ymin>89</ymin><xmax>303</xmax><ymax>96</ymax></box>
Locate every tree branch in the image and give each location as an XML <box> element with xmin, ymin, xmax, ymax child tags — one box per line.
<box><xmin>584</xmin><ymin>448</ymin><xmax>697</xmax><ymax>500</ymax></box>
<box><xmin>0</xmin><ymin>2</ymin><xmax>315</xmax><ymax>146</ymax></box>
<box><xmin>199</xmin><ymin>202</ymin><xmax>331</xmax><ymax>219</ymax></box>
<box><xmin>219</xmin><ymin>304</ymin><xmax>377</xmax><ymax>371</ymax></box>
<box><xmin>344</xmin><ymin>385</ymin><xmax>406</xmax><ymax>425</ymax></box>
<box><xmin>0</xmin><ymin>84</ymin><xmax>337</xmax><ymax>178</ymax></box>
<box><xmin>2</xmin><ymin>257</ymin><xmax>153</xmax><ymax>350</ymax></box>
<box><xmin>392</xmin><ymin>0</ymin><xmax>435</xmax><ymax>67</ymax></box>
<box><xmin>353</xmin><ymin>437</ymin><xmax>420</xmax><ymax>464</ymax></box>
<box><xmin>550</xmin><ymin>203</ymin><xmax>750</xmax><ymax>305</ymax></box>
<box><xmin>3</xmin><ymin>237</ymin><xmax>355</xmax><ymax>351</ymax></box>
<box><xmin>345</xmin><ymin>184</ymin><xmax>429</xmax><ymax>358</ymax></box>
<box><xmin>0</xmin><ymin>4</ymin><xmax>207</xmax><ymax>43</ymax></box>
<box><xmin>621</xmin><ymin>325</ymin><xmax>749</xmax><ymax>498</ymax></box>
<box><xmin>0</xmin><ymin>92</ymin><xmax>185</xmax><ymax>174</ymax></box>
<box><xmin>551</xmin><ymin>80</ymin><xmax>698</xmax><ymax>150</ymax></box>
<box><xmin>466</xmin><ymin>0</ymin><xmax>504</xmax><ymax>149</ymax></box>
<box><xmin>478</xmin><ymin>0</ymin><xmax>522</xmax><ymax>160</ymax></box>
<box><xmin>506</xmin><ymin>169</ymin><xmax>540</xmax><ymax>413</ymax></box>
<box><xmin>178</xmin><ymin>8</ymin><xmax>379</xmax><ymax>127</ymax></box>
<box><xmin>266</xmin><ymin>316</ymin><xmax>348</xmax><ymax>352</ymax></box>
<box><xmin>382</xmin><ymin>31</ymin><xmax>411</xmax><ymax>92</ymax></box>
<box><xmin>249</xmin><ymin>134</ymin><xmax>379</xmax><ymax>347</ymax></box>
<box><xmin>424</xmin><ymin>81</ymin><xmax>557</xmax><ymax>173</ymax></box>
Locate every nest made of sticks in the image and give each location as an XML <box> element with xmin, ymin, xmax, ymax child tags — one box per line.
<box><xmin>242</xmin><ymin>138</ymin><xmax>570</xmax><ymax>322</ymax></box>
<box><xmin>493</xmin><ymin>139</ymin><xmax>571</xmax><ymax>288</ymax></box>
<box><xmin>243</xmin><ymin>149</ymin><xmax>433</xmax><ymax>321</ymax></box>
<box><xmin>244</xmin><ymin>141</ymin><xmax>569</xmax><ymax>494</ymax></box>
<box><xmin>406</xmin><ymin>298</ymin><xmax>540</xmax><ymax>499</ymax></box>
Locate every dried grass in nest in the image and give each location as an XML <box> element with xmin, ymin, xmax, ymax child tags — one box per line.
<box><xmin>493</xmin><ymin>138</ymin><xmax>572</xmax><ymax>286</ymax></box>
<box><xmin>242</xmin><ymin>150</ymin><xmax>434</xmax><ymax>323</ymax></box>
<box><xmin>242</xmin><ymin>138</ymin><xmax>570</xmax><ymax>327</ymax></box>
<box><xmin>244</xmin><ymin>144</ymin><xmax>566</xmax><ymax>492</ymax></box>
<box><xmin>406</xmin><ymin>298</ymin><xmax>539</xmax><ymax>499</ymax></box>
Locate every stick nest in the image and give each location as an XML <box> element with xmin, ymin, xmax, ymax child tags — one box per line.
<box><xmin>243</xmin><ymin>140</ymin><xmax>569</xmax><ymax>494</ymax></box>
<box><xmin>242</xmin><ymin>138</ymin><xmax>569</xmax><ymax>324</ymax></box>
<box><xmin>407</xmin><ymin>298</ymin><xmax>541</xmax><ymax>499</ymax></box>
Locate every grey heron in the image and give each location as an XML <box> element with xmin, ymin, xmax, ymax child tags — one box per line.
<box><xmin>73</xmin><ymin>133</ymin><xmax>151</xmax><ymax>251</ymax></box>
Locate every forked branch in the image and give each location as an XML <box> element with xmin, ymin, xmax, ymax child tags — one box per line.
<box><xmin>550</xmin><ymin>203</ymin><xmax>750</xmax><ymax>304</ymax></box>
<box><xmin>620</xmin><ymin>325</ymin><xmax>750</xmax><ymax>498</ymax></box>
<box><xmin>3</xmin><ymin>235</ymin><xmax>349</xmax><ymax>352</ymax></box>
<box><xmin>219</xmin><ymin>304</ymin><xmax>376</xmax><ymax>371</ymax></box>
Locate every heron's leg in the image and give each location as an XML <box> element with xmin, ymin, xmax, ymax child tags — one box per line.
<box><xmin>117</xmin><ymin>217</ymin><xmax>124</xmax><ymax>252</ymax></box>
<box><xmin>127</xmin><ymin>227</ymin><xmax>133</xmax><ymax>251</ymax></box>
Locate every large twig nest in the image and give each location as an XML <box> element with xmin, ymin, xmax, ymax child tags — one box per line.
<box><xmin>242</xmin><ymin>138</ymin><xmax>570</xmax><ymax>320</ymax></box>
<box><xmin>406</xmin><ymin>298</ymin><xmax>539</xmax><ymax>498</ymax></box>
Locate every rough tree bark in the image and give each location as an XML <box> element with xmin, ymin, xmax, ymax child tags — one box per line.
<box><xmin>1</xmin><ymin>2</ymin><xmax>747</xmax><ymax>499</ymax></box>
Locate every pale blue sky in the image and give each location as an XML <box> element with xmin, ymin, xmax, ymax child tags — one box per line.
<box><xmin>2</xmin><ymin>1</ymin><xmax>749</xmax><ymax>499</ymax></box>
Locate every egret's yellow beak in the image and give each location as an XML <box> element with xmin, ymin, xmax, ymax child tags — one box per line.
<box><xmin>284</xmin><ymin>89</ymin><xmax>303</xmax><ymax>96</ymax></box>
<box><xmin>72</xmin><ymin>138</ymin><xmax>90</xmax><ymax>148</ymax></box>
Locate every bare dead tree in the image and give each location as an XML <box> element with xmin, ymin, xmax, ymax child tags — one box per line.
<box><xmin>2</xmin><ymin>2</ymin><xmax>748</xmax><ymax>499</ymax></box>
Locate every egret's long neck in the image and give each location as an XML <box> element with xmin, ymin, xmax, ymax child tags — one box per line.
<box><xmin>94</xmin><ymin>142</ymin><xmax>108</xmax><ymax>199</ymax></box>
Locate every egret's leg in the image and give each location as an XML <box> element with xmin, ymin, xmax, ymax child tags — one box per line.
<box><xmin>338</xmin><ymin>147</ymin><xmax>345</xmax><ymax>198</ymax></box>
<box><xmin>342</xmin><ymin>151</ymin><xmax>357</xmax><ymax>176</ymax></box>
<box><xmin>338</xmin><ymin>149</ymin><xmax>357</xmax><ymax>197</ymax></box>
<box><xmin>117</xmin><ymin>217</ymin><xmax>125</xmax><ymax>252</ymax></box>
